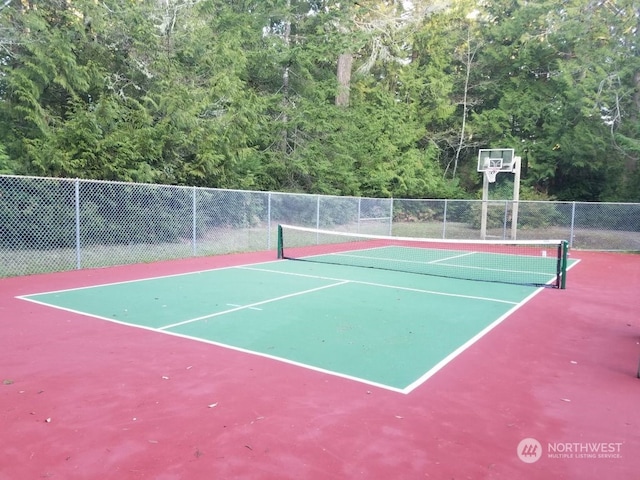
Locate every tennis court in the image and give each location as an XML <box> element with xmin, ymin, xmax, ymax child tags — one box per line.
<box><xmin>17</xmin><ymin>228</ymin><xmax>574</xmax><ymax>393</ymax></box>
<box><xmin>1</xmin><ymin>228</ymin><xmax>639</xmax><ymax>480</ymax></box>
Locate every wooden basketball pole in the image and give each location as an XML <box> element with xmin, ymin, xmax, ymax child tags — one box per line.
<box><xmin>511</xmin><ymin>156</ymin><xmax>521</xmax><ymax>240</ymax></box>
<box><xmin>480</xmin><ymin>171</ymin><xmax>489</xmax><ymax>240</ymax></box>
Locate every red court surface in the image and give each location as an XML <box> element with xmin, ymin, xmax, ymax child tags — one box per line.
<box><xmin>1</xmin><ymin>250</ymin><xmax>639</xmax><ymax>480</ymax></box>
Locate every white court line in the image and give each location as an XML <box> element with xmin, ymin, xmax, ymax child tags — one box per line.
<box><xmin>158</xmin><ymin>280</ymin><xmax>350</xmax><ymax>330</ymax></box>
<box><xmin>15</xmin><ymin>259</ymin><xmax>283</xmax><ymax>298</ymax></box>
<box><xmin>332</xmin><ymin>249</ymin><xmax>476</xmax><ymax>265</ymax></box>
<box><xmin>401</xmin><ymin>258</ymin><xmax>582</xmax><ymax>393</ymax></box>
<box><xmin>145</xmin><ymin>329</ymin><xmax>408</xmax><ymax>394</ymax></box>
<box><xmin>401</xmin><ymin>286</ymin><xmax>544</xmax><ymax>394</ymax></box>
<box><xmin>18</xmin><ymin>296</ymin><xmax>165</xmax><ymax>332</ymax></box>
<box><xmin>227</xmin><ymin>303</ymin><xmax>262</xmax><ymax>311</ymax></box>
<box><xmin>236</xmin><ymin>266</ymin><xmax>519</xmax><ymax>305</ymax></box>
<box><xmin>430</xmin><ymin>261</ymin><xmax>555</xmax><ymax>277</ymax></box>
<box><xmin>428</xmin><ymin>251</ymin><xmax>476</xmax><ymax>264</ymax></box>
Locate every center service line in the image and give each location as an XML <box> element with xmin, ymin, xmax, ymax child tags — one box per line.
<box><xmin>159</xmin><ymin>280</ymin><xmax>350</xmax><ymax>330</ymax></box>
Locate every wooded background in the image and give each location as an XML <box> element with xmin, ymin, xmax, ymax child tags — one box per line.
<box><xmin>0</xmin><ymin>0</ymin><xmax>638</xmax><ymax>201</ymax></box>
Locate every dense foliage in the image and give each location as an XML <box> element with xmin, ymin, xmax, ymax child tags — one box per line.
<box><xmin>0</xmin><ymin>0</ymin><xmax>638</xmax><ymax>201</ymax></box>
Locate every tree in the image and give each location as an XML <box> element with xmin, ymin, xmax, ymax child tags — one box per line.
<box><xmin>0</xmin><ymin>1</ymin><xmax>98</xmax><ymax>175</ymax></box>
<box><xmin>462</xmin><ymin>0</ymin><xmax>638</xmax><ymax>200</ymax></box>
<box><xmin>553</xmin><ymin>0</ymin><xmax>640</xmax><ymax>200</ymax></box>
<box><xmin>0</xmin><ymin>0</ymin><xmax>635</xmax><ymax>201</ymax></box>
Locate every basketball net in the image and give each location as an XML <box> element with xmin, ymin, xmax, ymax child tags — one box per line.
<box><xmin>485</xmin><ymin>167</ymin><xmax>499</xmax><ymax>183</ymax></box>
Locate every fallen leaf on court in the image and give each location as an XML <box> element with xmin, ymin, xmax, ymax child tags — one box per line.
<box><xmin>208</xmin><ymin>403</ymin><xmax>218</xmax><ymax>408</ymax></box>
<box><xmin>561</xmin><ymin>398</ymin><xmax>571</xmax><ymax>402</ymax></box>
<box><xmin>395</xmin><ymin>415</ymin><xmax>404</xmax><ymax>419</ymax></box>
<box><xmin>45</xmin><ymin>418</ymin><xmax>51</xmax><ymax>423</ymax></box>
<box><xmin>162</xmin><ymin>376</ymin><xmax>169</xmax><ymax>380</ymax></box>
<box><xmin>570</xmin><ymin>361</ymin><xmax>578</xmax><ymax>364</ymax></box>
<box><xmin>2</xmin><ymin>379</ymin><xmax>14</xmax><ymax>385</ymax></box>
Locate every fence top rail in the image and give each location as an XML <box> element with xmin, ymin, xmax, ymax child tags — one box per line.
<box><xmin>396</xmin><ymin>197</ymin><xmax>640</xmax><ymax>206</ymax></box>
<box><xmin>1</xmin><ymin>175</ymin><xmax>639</xmax><ymax>207</ymax></box>
<box><xmin>0</xmin><ymin>174</ymin><xmax>195</xmax><ymax>191</ymax></box>
<box><xmin>0</xmin><ymin>174</ymin><xmax>396</xmax><ymax>203</ymax></box>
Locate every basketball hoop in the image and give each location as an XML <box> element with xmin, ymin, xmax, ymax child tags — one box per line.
<box><xmin>485</xmin><ymin>167</ymin><xmax>499</xmax><ymax>183</ymax></box>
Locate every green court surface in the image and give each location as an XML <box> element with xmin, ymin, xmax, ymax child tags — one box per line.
<box><xmin>20</xmin><ymin>257</ymin><xmax>567</xmax><ymax>393</ymax></box>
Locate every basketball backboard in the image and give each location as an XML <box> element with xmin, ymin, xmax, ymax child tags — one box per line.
<box><xmin>477</xmin><ymin>149</ymin><xmax>515</xmax><ymax>173</ymax></box>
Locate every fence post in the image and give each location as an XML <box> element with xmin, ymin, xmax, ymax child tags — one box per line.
<box><xmin>192</xmin><ymin>186</ymin><xmax>197</xmax><ymax>256</ymax></box>
<box><xmin>267</xmin><ymin>192</ymin><xmax>272</xmax><ymax>250</ymax></box>
<box><xmin>503</xmin><ymin>200</ymin><xmax>509</xmax><ymax>240</ymax></box>
<box><xmin>389</xmin><ymin>198</ymin><xmax>394</xmax><ymax>235</ymax></box>
<box><xmin>442</xmin><ymin>199</ymin><xmax>448</xmax><ymax>239</ymax></box>
<box><xmin>570</xmin><ymin>202</ymin><xmax>576</xmax><ymax>248</ymax></box>
<box><xmin>74</xmin><ymin>179</ymin><xmax>81</xmax><ymax>269</ymax></box>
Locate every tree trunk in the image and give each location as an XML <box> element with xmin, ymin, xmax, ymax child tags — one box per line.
<box><xmin>336</xmin><ymin>53</ymin><xmax>353</xmax><ymax>107</ymax></box>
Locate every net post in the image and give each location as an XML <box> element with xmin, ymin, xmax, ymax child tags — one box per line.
<box><xmin>560</xmin><ymin>240</ymin><xmax>569</xmax><ymax>289</ymax></box>
<box><xmin>277</xmin><ymin>224</ymin><xmax>284</xmax><ymax>259</ymax></box>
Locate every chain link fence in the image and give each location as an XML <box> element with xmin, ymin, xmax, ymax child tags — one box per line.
<box><xmin>391</xmin><ymin>198</ymin><xmax>640</xmax><ymax>251</ymax></box>
<box><xmin>2</xmin><ymin>175</ymin><xmax>639</xmax><ymax>277</ymax></box>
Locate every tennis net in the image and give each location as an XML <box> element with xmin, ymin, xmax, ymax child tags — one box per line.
<box><xmin>277</xmin><ymin>224</ymin><xmax>570</xmax><ymax>288</ymax></box>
